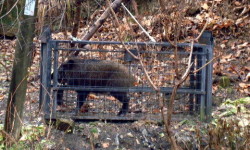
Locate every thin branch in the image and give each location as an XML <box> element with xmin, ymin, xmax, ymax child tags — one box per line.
<box><xmin>195</xmin><ymin>21</ymin><xmax>209</xmax><ymax>41</ymax></box>
<box><xmin>107</xmin><ymin>0</ymin><xmax>159</xmax><ymax>91</ymax></box>
<box><xmin>39</xmin><ymin>82</ymin><xmax>56</xmax><ymax>140</ymax></box>
<box><xmin>71</xmin><ymin>0</ymin><xmax>82</xmax><ymax>38</ymax></box>
<box><xmin>195</xmin><ymin>0</ymin><xmax>215</xmax><ymax>41</ymax></box>
<box><xmin>131</xmin><ymin>0</ymin><xmax>139</xmax><ymax>16</ymax></box>
<box><xmin>121</xmin><ymin>3</ymin><xmax>156</xmax><ymax>42</ymax></box>
<box><xmin>193</xmin><ymin>54</ymin><xmax>220</xmax><ymax>74</ymax></box>
<box><xmin>58</xmin><ymin>2</ymin><xmax>67</xmax><ymax>31</ymax></box>
<box><xmin>187</xmin><ymin>40</ymin><xmax>194</xmax><ymax>68</ymax></box>
<box><xmin>72</xmin><ymin>0</ymin><xmax>124</xmax><ymax>56</ymax></box>
<box><xmin>0</xmin><ymin>0</ymin><xmax>20</xmax><ymax>19</ymax></box>
<box><xmin>166</xmin><ymin>62</ymin><xmax>193</xmax><ymax>125</ymax></box>
<box><xmin>0</xmin><ymin>61</ymin><xmax>11</xmax><ymax>72</ymax></box>
<box><xmin>1</xmin><ymin>130</ymin><xmax>18</xmax><ymax>146</ymax></box>
<box><xmin>82</xmin><ymin>0</ymin><xmax>123</xmax><ymax>41</ymax></box>
<box><xmin>107</xmin><ymin>0</ymin><xmax>139</xmax><ymax>60</ymax></box>
<box><xmin>139</xmin><ymin>58</ymin><xmax>159</xmax><ymax>91</ymax></box>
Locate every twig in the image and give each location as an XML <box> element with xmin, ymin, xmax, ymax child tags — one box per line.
<box><xmin>187</xmin><ymin>40</ymin><xmax>194</xmax><ymax>68</ymax></box>
<box><xmin>72</xmin><ymin>0</ymin><xmax>124</xmax><ymax>56</ymax></box>
<box><xmin>193</xmin><ymin>53</ymin><xmax>221</xmax><ymax>74</ymax></box>
<box><xmin>39</xmin><ymin>82</ymin><xmax>55</xmax><ymax>140</ymax></box>
<box><xmin>71</xmin><ymin>0</ymin><xmax>82</xmax><ymax>38</ymax></box>
<box><xmin>89</xmin><ymin>132</ymin><xmax>95</xmax><ymax>150</ymax></box>
<box><xmin>0</xmin><ymin>61</ymin><xmax>11</xmax><ymax>72</ymax></box>
<box><xmin>121</xmin><ymin>3</ymin><xmax>156</xmax><ymax>42</ymax></box>
<box><xmin>107</xmin><ymin>0</ymin><xmax>139</xmax><ymax>60</ymax></box>
<box><xmin>162</xmin><ymin>63</ymin><xmax>192</xmax><ymax>150</ymax></box>
<box><xmin>191</xmin><ymin>0</ymin><xmax>215</xmax><ymax>73</ymax></box>
<box><xmin>5</xmin><ymin>74</ymin><xmax>29</xmax><ymax>135</ymax></box>
<box><xmin>1</xmin><ymin>130</ymin><xmax>18</xmax><ymax>146</ymax></box>
<box><xmin>58</xmin><ymin>2</ymin><xmax>67</xmax><ymax>31</ymax></box>
<box><xmin>82</xmin><ymin>0</ymin><xmax>123</xmax><ymax>41</ymax></box>
<box><xmin>195</xmin><ymin>21</ymin><xmax>208</xmax><ymax>41</ymax></box>
<box><xmin>107</xmin><ymin>0</ymin><xmax>158</xmax><ymax>91</ymax></box>
<box><xmin>239</xmin><ymin>7</ymin><xmax>249</xmax><ymax>16</ymax></box>
<box><xmin>157</xmin><ymin>1</ymin><xmax>183</xmax><ymax>149</ymax></box>
<box><xmin>131</xmin><ymin>0</ymin><xmax>139</xmax><ymax>16</ymax></box>
<box><xmin>195</xmin><ymin>0</ymin><xmax>214</xmax><ymax>41</ymax></box>
<box><xmin>139</xmin><ymin>58</ymin><xmax>159</xmax><ymax>91</ymax></box>
<box><xmin>0</xmin><ymin>0</ymin><xmax>20</xmax><ymax>19</ymax></box>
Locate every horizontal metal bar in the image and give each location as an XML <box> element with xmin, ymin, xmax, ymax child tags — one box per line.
<box><xmin>51</xmin><ymin>86</ymin><xmax>206</xmax><ymax>94</ymax></box>
<box><xmin>44</xmin><ymin>113</ymin><xmax>199</xmax><ymax>122</ymax></box>
<box><xmin>50</xmin><ymin>40</ymin><xmax>208</xmax><ymax>47</ymax></box>
<box><xmin>53</xmin><ymin>48</ymin><xmax>208</xmax><ymax>55</ymax></box>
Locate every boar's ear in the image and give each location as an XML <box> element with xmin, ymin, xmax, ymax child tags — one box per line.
<box><xmin>67</xmin><ymin>59</ymin><xmax>75</xmax><ymax>64</ymax></box>
<box><xmin>63</xmin><ymin>59</ymin><xmax>75</xmax><ymax>70</ymax></box>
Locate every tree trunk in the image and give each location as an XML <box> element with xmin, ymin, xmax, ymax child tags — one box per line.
<box><xmin>4</xmin><ymin>0</ymin><xmax>38</xmax><ymax>145</ymax></box>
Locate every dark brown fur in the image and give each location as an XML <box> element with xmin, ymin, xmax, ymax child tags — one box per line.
<box><xmin>57</xmin><ymin>59</ymin><xmax>135</xmax><ymax>115</ymax></box>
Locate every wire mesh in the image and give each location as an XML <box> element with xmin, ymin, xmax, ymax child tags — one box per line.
<box><xmin>41</xmin><ymin>41</ymin><xmax>211</xmax><ymax>121</ymax></box>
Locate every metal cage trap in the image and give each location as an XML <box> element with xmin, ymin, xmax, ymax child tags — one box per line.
<box><xmin>40</xmin><ymin>28</ymin><xmax>213</xmax><ymax>122</ymax></box>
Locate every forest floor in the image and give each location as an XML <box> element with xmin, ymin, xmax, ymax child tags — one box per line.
<box><xmin>0</xmin><ymin>35</ymin><xmax>248</xmax><ymax>150</ymax></box>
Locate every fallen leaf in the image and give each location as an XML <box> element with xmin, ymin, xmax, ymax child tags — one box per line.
<box><xmin>234</xmin><ymin>1</ymin><xmax>241</xmax><ymax>6</ymax></box>
<box><xmin>88</xmin><ymin>93</ymin><xmax>98</xmax><ymax>100</ymax></box>
<box><xmin>106</xmin><ymin>96</ymin><xmax>116</xmax><ymax>101</ymax></box>
<box><xmin>152</xmin><ymin>109</ymin><xmax>161</xmax><ymax>113</ymax></box>
<box><xmin>239</xmin><ymin>83</ymin><xmax>250</xmax><ymax>88</ymax></box>
<box><xmin>127</xmin><ymin>132</ymin><xmax>134</xmax><ymax>137</ymax></box>
<box><xmin>201</xmin><ymin>3</ymin><xmax>209</xmax><ymax>10</ymax></box>
<box><xmin>0</xmin><ymin>95</ymin><xmax>4</xmax><ymax>100</ymax></box>
<box><xmin>244</xmin><ymin>72</ymin><xmax>250</xmax><ymax>82</ymax></box>
<box><xmin>220</xmin><ymin>44</ymin><xmax>226</xmax><ymax>49</ymax></box>
<box><xmin>237</xmin><ymin>42</ymin><xmax>248</xmax><ymax>49</ymax></box>
<box><xmin>102</xmin><ymin>142</ymin><xmax>110</xmax><ymax>148</ymax></box>
<box><xmin>236</xmin><ymin>18</ymin><xmax>243</xmax><ymax>25</ymax></box>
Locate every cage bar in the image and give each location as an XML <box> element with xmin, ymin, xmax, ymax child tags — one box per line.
<box><xmin>40</xmin><ymin>27</ymin><xmax>213</xmax><ymax>122</ymax></box>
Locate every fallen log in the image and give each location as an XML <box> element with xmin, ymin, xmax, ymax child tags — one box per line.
<box><xmin>73</xmin><ymin>0</ymin><xmax>126</xmax><ymax>56</ymax></box>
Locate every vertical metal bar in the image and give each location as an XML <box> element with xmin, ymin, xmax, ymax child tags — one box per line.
<box><xmin>199</xmin><ymin>48</ymin><xmax>206</xmax><ymax>120</ymax></box>
<box><xmin>195</xmin><ymin>48</ymin><xmax>202</xmax><ymax>112</ymax></box>
<box><xmin>40</xmin><ymin>27</ymin><xmax>52</xmax><ymax>118</ymax></box>
<box><xmin>52</xmin><ymin>42</ymin><xmax>59</xmax><ymax>115</ymax></box>
<box><xmin>189</xmin><ymin>50</ymin><xmax>196</xmax><ymax>113</ymax></box>
<box><xmin>206</xmin><ymin>45</ymin><xmax>213</xmax><ymax>118</ymax></box>
<box><xmin>199</xmin><ymin>31</ymin><xmax>214</xmax><ymax>119</ymax></box>
<box><xmin>53</xmin><ymin>43</ymin><xmax>59</xmax><ymax>87</ymax></box>
<box><xmin>39</xmin><ymin>43</ymin><xmax>45</xmax><ymax>109</ymax></box>
<box><xmin>41</xmin><ymin>42</ymin><xmax>51</xmax><ymax>116</ymax></box>
<box><xmin>45</xmin><ymin>41</ymin><xmax>52</xmax><ymax>117</ymax></box>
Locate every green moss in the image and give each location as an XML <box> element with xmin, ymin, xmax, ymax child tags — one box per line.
<box><xmin>219</xmin><ymin>76</ymin><xmax>231</xmax><ymax>88</ymax></box>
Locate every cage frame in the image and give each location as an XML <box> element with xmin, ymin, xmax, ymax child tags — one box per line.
<box><xmin>40</xmin><ymin>27</ymin><xmax>213</xmax><ymax>122</ymax></box>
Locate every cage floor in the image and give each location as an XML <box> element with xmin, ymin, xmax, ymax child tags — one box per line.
<box><xmin>45</xmin><ymin>112</ymin><xmax>198</xmax><ymax>122</ymax></box>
